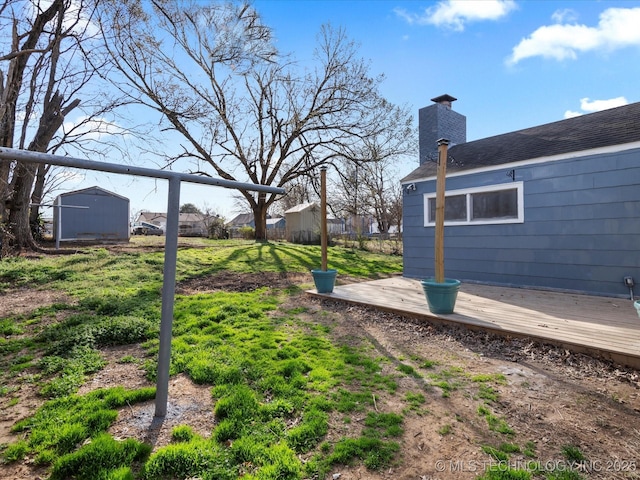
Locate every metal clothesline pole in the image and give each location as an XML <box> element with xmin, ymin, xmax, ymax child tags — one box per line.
<box><xmin>0</xmin><ymin>147</ymin><xmax>284</xmax><ymax>417</ymax></box>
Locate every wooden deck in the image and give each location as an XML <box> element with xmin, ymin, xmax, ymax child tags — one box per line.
<box><xmin>307</xmin><ymin>277</ymin><xmax>640</xmax><ymax>369</ymax></box>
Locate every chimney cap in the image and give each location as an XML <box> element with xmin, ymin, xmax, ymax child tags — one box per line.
<box><xmin>431</xmin><ymin>94</ymin><xmax>457</xmax><ymax>105</ymax></box>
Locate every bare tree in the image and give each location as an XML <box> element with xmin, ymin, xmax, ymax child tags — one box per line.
<box><xmin>329</xmin><ymin>99</ymin><xmax>416</xmax><ymax>235</ymax></box>
<box><xmin>99</xmin><ymin>0</ymin><xmax>413</xmax><ymax>240</ymax></box>
<box><xmin>272</xmin><ymin>175</ymin><xmax>316</xmax><ymax>216</ymax></box>
<box><xmin>0</xmin><ymin>0</ymin><xmax>122</xmax><ymax>250</ymax></box>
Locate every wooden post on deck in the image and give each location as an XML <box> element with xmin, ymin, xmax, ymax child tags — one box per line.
<box><xmin>434</xmin><ymin>139</ymin><xmax>449</xmax><ymax>283</ymax></box>
<box><xmin>320</xmin><ymin>165</ymin><xmax>328</xmax><ymax>271</ymax></box>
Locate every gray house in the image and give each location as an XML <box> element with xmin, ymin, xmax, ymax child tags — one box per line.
<box><xmin>54</xmin><ymin>186</ymin><xmax>129</xmax><ymax>242</ymax></box>
<box><xmin>401</xmin><ymin>95</ymin><xmax>640</xmax><ymax>298</ymax></box>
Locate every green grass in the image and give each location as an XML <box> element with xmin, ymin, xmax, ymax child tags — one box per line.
<box><xmin>561</xmin><ymin>445</ymin><xmax>586</xmax><ymax>462</ymax></box>
<box><xmin>404</xmin><ymin>391</ymin><xmax>426</xmax><ymax>411</ymax></box>
<box><xmin>1</xmin><ymin>241</ymin><xmax>407</xmax><ymax>479</ymax></box>
<box><xmin>477</xmin><ymin>405</ymin><xmax>514</xmax><ymax>435</ymax></box>
<box><xmin>477</xmin><ymin>466</ymin><xmax>532</xmax><ymax>479</ymax></box>
<box><xmin>4</xmin><ymin>387</ymin><xmax>155</xmax><ymax>465</ymax></box>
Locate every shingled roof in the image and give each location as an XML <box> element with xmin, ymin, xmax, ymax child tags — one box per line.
<box><xmin>402</xmin><ymin>101</ymin><xmax>640</xmax><ymax>182</ymax></box>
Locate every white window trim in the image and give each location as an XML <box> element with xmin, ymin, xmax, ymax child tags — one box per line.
<box><xmin>423</xmin><ymin>181</ymin><xmax>524</xmax><ymax>226</ymax></box>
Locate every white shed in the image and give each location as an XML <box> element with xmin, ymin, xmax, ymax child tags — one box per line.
<box><xmin>285</xmin><ymin>202</ymin><xmax>320</xmax><ymax>244</ymax></box>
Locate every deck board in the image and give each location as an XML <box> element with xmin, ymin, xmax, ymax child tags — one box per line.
<box><xmin>307</xmin><ymin>277</ymin><xmax>640</xmax><ymax>369</ymax></box>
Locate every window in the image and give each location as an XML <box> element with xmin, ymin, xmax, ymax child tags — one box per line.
<box><xmin>424</xmin><ymin>182</ymin><xmax>524</xmax><ymax>226</ymax></box>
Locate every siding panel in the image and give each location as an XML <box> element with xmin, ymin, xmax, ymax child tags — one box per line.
<box><xmin>403</xmin><ymin>150</ymin><xmax>640</xmax><ymax>297</ymax></box>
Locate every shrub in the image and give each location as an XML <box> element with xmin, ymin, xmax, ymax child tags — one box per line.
<box><xmin>50</xmin><ymin>433</ymin><xmax>151</xmax><ymax>480</ymax></box>
<box><xmin>171</xmin><ymin>425</ymin><xmax>196</xmax><ymax>443</ymax></box>
<box><xmin>142</xmin><ymin>439</ymin><xmax>235</xmax><ymax>480</ymax></box>
<box><xmin>286</xmin><ymin>408</ymin><xmax>328</xmax><ymax>453</ymax></box>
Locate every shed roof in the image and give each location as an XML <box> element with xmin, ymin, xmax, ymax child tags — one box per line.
<box><xmin>402</xmin><ymin>101</ymin><xmax>640</xmax><ymax>182</ymax></box>
<box><xmin>58</xmin><ymin>185</ymin><xmax>129</xmax><ymax>202</ymax></box>
<box><xmin>284</xmin><ymin>202</ymin><xmax>318</xmax><ymax>214</ymax></box>
<box><xmin>227</xmin><ymin>213</ymin><xmax>254</xmax><ymax>226</ymax></box>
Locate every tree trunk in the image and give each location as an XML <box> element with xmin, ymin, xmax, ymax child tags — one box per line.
<box><xmin>6</xmin><ymin>162</ymin><xmax>38</xmax><ymax>250</ymax></box>
<box><xmin>252</xmin><ymin>193</ymin><xmax>268</xmax><ymax>241</ymax></box>
<box><xmin>29</xmin><ymin>163</ymin><xmax>47</xmax><ymax>226</ymax></box>
<box><xmin>7</xmin><ymin>93</ymin><xmax>80</xmax><ymax>249</ymax></box>
<box><xmin>0</xmin><ymin>0</ymin><xmax>65</xmax><ymax>248</ymax></box>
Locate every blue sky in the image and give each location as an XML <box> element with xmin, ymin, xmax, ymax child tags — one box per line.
<box><xmin>65</xmin><ymin>0</ymin><xmax>640</xmax><ymax>220</ymax></box>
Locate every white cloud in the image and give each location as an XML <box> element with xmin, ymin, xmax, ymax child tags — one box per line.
<box><xmin>579</xmin><ymin>96</ymin><xmax>628</xmax><ymax>112</ymax></box>
<box><xmin>63</xmin><ymin>116</ymin><xmax>126</xmax><ymax>140</ymax></box>
<box><xmin>508</xmin><ymin>7</ymin><xmax>640</xmax><ymax>65</ymax></box>
<box><xmin>551</xmin><ymin>9</ymin><xmax>578</xmax><ymax>24</ymax></box>
<box><xmin>563</xmin><ymin>96</ymin><xmax>628</xmax><ymax>118</ymax></box>
<box><xmin>395</xmin><ymin>0</ymin><xmax>517</xmax><ymax>31</ymax></box>
<box><xmin>30</xmin><ymin>0</ymin><xmax>100</xmax><ymax>36</ymax></box>
<box><xmin>563</xmin><ymin>110</ymin><xmax>582</xmax><ymax>119</ymax></box>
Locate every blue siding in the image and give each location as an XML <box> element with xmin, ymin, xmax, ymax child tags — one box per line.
<box><xmin>57</xmin><ymin>187</ymin><xmax>129</xmax><ymax>241</ymax></box>
<box><xmin>403</xmin><ymin>148</ymin><xmax>640</xmax><ymax>297</ymax></box>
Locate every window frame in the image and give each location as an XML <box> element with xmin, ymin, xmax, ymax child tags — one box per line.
<box><xmin>423</xmin><ymin>181</ymin><xmax>524</xmax><ymax>226</ymax></box>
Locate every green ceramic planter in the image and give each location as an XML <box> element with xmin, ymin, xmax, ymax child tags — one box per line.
<box><xmin>421</xmin><ymin>278</ymin><xmax>461</xmax><ymax>314</ymax></box>
<box><xmin>311</xmin><ymin>269</ymin><xmax>338</xmax><ymax>293</ymax></box>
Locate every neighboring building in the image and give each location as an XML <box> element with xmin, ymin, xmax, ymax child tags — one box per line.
<box><xmin>327</xmin><ymin>218</ymin><xmax>345</xmax><ymax>235</ymax></box>
<box><xmin>285</xmin><ymin>202</ymin><xmax>320</xmax><ymax>244</ymax></box>
<box><xmin>134</xmin><ymin>212</ymin><xmax>212</xmax><ymax>237</ymax></box>
<box><xmin>227</xmin><ymin>213</ymin><xmax>255</xmax><ymax>229</ymax></box>
<box><xmin>227</xmin><ymin>213</ymin><xmax>255</xmax><ymax>238</ymax></box>
<box><xmin>266</xmin><ymin>217</ymin><xmax>286</xmax><ymax>229</ymax></box>
<box><xmin>135</xmin><ymin>212</ymin><xmax>167</xmax><ymax>231</ymax></box>
<box><xmin>344</xmin><ymin>214</ymin><xmax>374</xmax><ymax>236</ymax></box>
<box><xmin>401</xmin><ymin>95</ymin><xmax>640</xmax><ymax>298</ymax></box>
<box><xmin>178</xmin><ymin>213</ymin><xmax>208</xmax><ymax>237</ymax></box>
<box><xmin>266</xmin><ymin>217</ymin><xmax>286</xmax><ymax>240</ymax></box>
<box><xmin>54</xmin><ymin>186</ymin><xmax>129</xmax><ymax>242</ymax></box>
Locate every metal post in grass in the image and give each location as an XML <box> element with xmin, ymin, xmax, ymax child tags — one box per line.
<box><xmin>154</xmin><ymin>176</ymin><xmax>181</xmax><ymax>418</ymax></box>
<box><xmin>0</xmin><ymin>147</ymin><xmax>284</xmax><ymax>417</ymax></box>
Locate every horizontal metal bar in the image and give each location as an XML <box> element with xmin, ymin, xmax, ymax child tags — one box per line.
<box><xmin>31</xmin><ymin>203</ymin><xmax>89</xmax><ymax>209</ymax></box>
<box><xmin>0</xmin><ymin>147</ymin><xmax>284</xmax><ymax>195</ymax></box>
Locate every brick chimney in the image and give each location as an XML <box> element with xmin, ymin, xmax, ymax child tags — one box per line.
<box><xmin>419</xmin><ymin>94</ymin><xmax>466</xmax><ymax>165</ymax></box>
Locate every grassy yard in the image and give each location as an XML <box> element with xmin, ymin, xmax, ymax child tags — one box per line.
<box><xmin>1</xmin><ymin>238</ymin><xmax>627</xmax><ymax>480</ymax></box>
<box><xmin>0</xmin><ymin>239</ymin><xmax>406</xmax><ymax>479</ymax></box>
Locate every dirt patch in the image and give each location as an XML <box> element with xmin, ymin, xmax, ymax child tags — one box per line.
<box><xmin>176</xmin><ymin>271</ymin><xmax>313</xmax><ymax>294</ymax></box>
<box><xmin>108</xmin><ymin>373</ymin><xmax>216</xmax><ymax>451</ymax></box>
<box><xmin>304</xmin><ymin>298</ymin><xmax>640</xmax><ymax>480</ymax></box>
<box><xmin>0</xmin><ymin>289</ymin><xmax>72</xmax><ymax>318</ymax></box>
<box><xmin>2</xmin><ymin>271</ymin><xmax>640</xmax><ymax>480</ymax></box>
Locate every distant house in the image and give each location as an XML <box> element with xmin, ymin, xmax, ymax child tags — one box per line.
<box><xmin>344</xmin><ymin>214</ymin><xmax>374</xmax><ymax>236</ymax></box>
<box><xmin>135</xmin><ymin>212</ymin><xmax>167</xmax><ymax>231</ymax></box>
<box><xmin>226</xmin><ymin>213</ymin><xmax>255</xmax><ymax>238</ymax></box>
<box><xmin>401</xmin><ymin>94</ymin><xmax>640</xmax><ymax>297</ymax></box>
<box><xmin>178</xmin><ymin>213</ymin><xmax>208</xmax><ymax>237</ymax></box>
<box><xmin>227</xmin><ymin>213</ymin><xmax>255</xmax><ymax>229</ymax></box>
<box><xmin>267</xmin><ymin>217</ymin><xmax>286</xmax><ymax>230</ymax></box>
<box><xmin>265</xmin><ymin>217</ymin><xmax>285</xmax><ymax>240</ymax></box>
<box><xmin>327</xmin><ymin>218</ymin><xmax>345</xmax><ymax>235</ymax></box>
<box><xmin>285</xmin><ymin>202</ymin><xmax>321</xmax><ymax>244</ymax></box>
<box><xmin>54</xmin><ymin>186</ymin><xmax>129</xmax><ymax>242</ymax></box>
<box><xmin>135</xmin><ymin>211</ymin><xmax>211</xmax><ymax>237</ymax></box>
